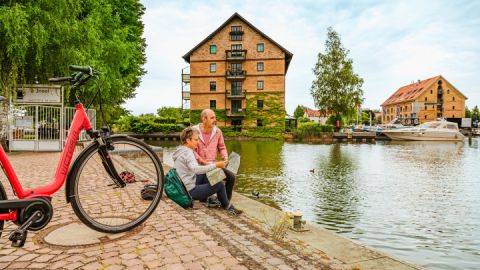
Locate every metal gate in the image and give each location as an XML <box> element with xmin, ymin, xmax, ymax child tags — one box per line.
<box><xmin>9</xmin><ymin>105</ymin><xmax>96</xmax><ymax>151</ymax></box>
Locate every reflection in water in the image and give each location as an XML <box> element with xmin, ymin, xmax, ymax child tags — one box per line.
<box><xmin>227</xmin><ymin>140</ymin><xmax>287</xmax><ymax>209</ymax></box>
<box><xmin>150</xmin><ymin>139</ymin><xmax>480</xmax><ymax>270</ymax></box>
<box><xmin>313</xmin><ymin>144</ymin><xmax>359</xmax><ymax>233</ymax></box>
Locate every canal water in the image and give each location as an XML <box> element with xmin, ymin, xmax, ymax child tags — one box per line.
<box><xmin>149</xmin><ymin>139</ymin><xmax>480</xmax><ymax>270</ymax></box>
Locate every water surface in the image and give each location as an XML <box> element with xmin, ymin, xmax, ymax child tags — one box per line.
<box><xmin>151</xmin><ymin>139</ymin><xmax>480</xmax><ymax>270</ymax></box>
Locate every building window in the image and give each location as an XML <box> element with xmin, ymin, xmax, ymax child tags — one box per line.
<box><xmin>424</xmin><ymin>106</ymin><xmax>427</xmax><ymax>110</ymax></box>
<box><xmin>230</xmin><ymin>27</ymin><xmax>243</xmax><ymax>41</ymax></box>
<box><xmin>231</xmin><ymin>44</ymin><xmax>242</xmax><ymax>56</ymax></box>
<box><xmin>447</xmin><ymin>89</ymin><xmax>450</xmax><ymax>94</ymax></box>
<box><xmin>452</xmin><ymin>106</ymin><xmax>455</xmax><ymax>110</ymax></box>
<box><xmin>257</xmin><ymin>100</ymin><xmax>264</xmax><ymax>109</ymax></box>
<box><xmin>231</xmin><ymin>63</ymin><xmax>242</xmax><ymax>72</ymax></box>
<box><xmin>210</xmin><ymin>45</ymin><xmax>216</xmax><ymax>54</ymax></box>
<box><xmin>231</xmin><ymin>44</ymin><xmax>242</xmax><ymax>50</ymax></box>
<box><xmin>425</xmin><ymin>115</ymin><xmax>427</xmax><ymax>119</ymax></box>
<box><xmin>210</xmin><ymin>81</ymin><xmax>216</xmax><ymax>91</ymax></box>
<box><xmin>257</xmin><ymin>62</ymin><xmax>264</xmax><ymax>71</ymax></box>
<box><xmin>453</xmin><ymin>114</ymin><xmax>455</xmax><ymax>118</ymax></box>
<box><xmin>430</xmin><ymin>90</ymin><xmax>433</xmax><ymax>94</ymax></box>
<box><xmin>257</xmin><ymin>43</ymin><xmax>264</xmax><ymax>52</ymax></box>
<box><xmin>231</xmin><ymin>34</ymin><xmax>242</xmax><ymax>41</ymax></box>
<box><xmin>432</xmin><ymin>105</ymin><xmax>434</xmax><ymax>109</ymax></box>
<box><xmin>257</xmin><ymin>119</ymin><xmax>263</xmax><ymax>127</ymax></box>
<box><xmin>257</xmin><ymin>80</ymin><xmax>264</xmax><ymax>90</ymax></box>
<box><xmin>232</xmin><ymin>81</ymin><xmax>242</xmax><ymax>91</ymax></box>
<box><xmin>210</xmin><ymin>63</ymin><xmax>216</xmax><ymax>73</ymax></box>
<box><xmin>210</xmin><ymin>100</ymin><xmax>216</xmax><ymax>109</ymax></box>
<box><xmin>425</xmin><ymin>97</ymin><xmax>427</xmax><ymax>101</ymax></box>
<box><xmin>231</xmin><ymin>26</ymin><xmax>242</xmax><ymax>32</ymax></box>
<box><xmin>453</xmin><ymin>96</ymin><xmax>455</xmax><ymax>101</ymax></box>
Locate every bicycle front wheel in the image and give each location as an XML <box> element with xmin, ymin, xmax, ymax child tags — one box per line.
<box><xmin>69</xmin><ymin>136</ymin><xmax>164</xmax><ymax>233</ymax></box>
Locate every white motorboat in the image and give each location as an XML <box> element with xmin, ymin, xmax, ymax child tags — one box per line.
<box><xmin>381</xmin><ymin>121</ymin><xmax>464</xmax><ymax>141</ymax></box>
<box><xmin>380</xmin><ymin>118</ymin><xmax>407</xmax><ymax>130</ymax></box>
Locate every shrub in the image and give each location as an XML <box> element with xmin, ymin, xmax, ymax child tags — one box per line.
<box><xmin>293</xmin><ymin>122</ymin><xmax>333</xmax><ymax>138</ymax></box>
<box><xmin>113</xmin><ymin>115</ymin><xmax>184</xmax><ymax>134</ymax></box>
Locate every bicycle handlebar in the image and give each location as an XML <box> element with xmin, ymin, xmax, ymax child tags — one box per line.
<box><xmin>48</xmin><ymin>76</ymin><xmax>73</xmax><ymax>83</ymax></box>
<box><xmin>69</xmin><ymin>65</ymin><xmax>99</xmax><ymax>75</ymax></box>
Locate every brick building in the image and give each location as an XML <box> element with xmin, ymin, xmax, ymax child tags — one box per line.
<box><xmin>381</xmin><ymin>75</ymin><xmax>467</xmax><ymax>124</ymax></box>
<box><xmin>182</xmin><ymin>13</ymin><xmax>293</xmax><ymax>129</ymax></box>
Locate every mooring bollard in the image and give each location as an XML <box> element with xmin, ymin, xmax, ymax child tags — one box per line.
<box><xmin>291</xmin><ymin>212</ymin><xmax>309</xmax><ymax>232</ymax></box>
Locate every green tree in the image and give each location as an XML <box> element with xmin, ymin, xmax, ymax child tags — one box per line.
<box><xmin>310</xmin><ymin>27</ymin><xmax>364</xmax><ymax>122</ymax></box>
<box><xmin>465</xmin><ymin>106</ymin><xmax>472</xmax><ymax>118</ymax></box>
<box><xmin>293</xmin><ymin>105</ymin><xmax>305</xmax><ymax>119</ymax></box>
<box><xmin>472</xmin><ymin>105</ymin><xmax>480</xmax><ymax>120</ymax></box>
<box><xmin>157</xmin><ymin>107</ymin><xmax>181</xmax><ymax>119</ymax></box>
<box><xmin>0</xmin><ymin>0</ymin><xmax>146</xmax><ymax>140</ymax></box>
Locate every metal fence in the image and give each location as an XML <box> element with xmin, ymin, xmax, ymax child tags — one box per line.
<box><xmin>9</xmin><ymin>105</ymin><xmax>96</xmax><ymax>151</ymax></box>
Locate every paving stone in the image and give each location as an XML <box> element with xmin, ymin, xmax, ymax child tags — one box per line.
<box><xmin>16</xmin><ymin>253</ymin><xmax>40</xmax><ymax>262</ymax></box>
<box><xmin>27</xmin><ymin>262</ymin><xmax>48</xmax><ymax>269</ymax></box>
<box><xmin>7</xmin><ymin>262</ymin><xmax>31</xmax><ymax>269</ymax></box>
<box><xmin>82</xmin><ymin>262</ymin><xmax>104</xmax><ymax>270</ymax></box>
<box><xmin>0</xmin><ymin>255</ymin><xmax>19</xmax><ymax>262</ymax></box>
<box><xmin>34</xmin><ymin>254</ymin><xmax>55</xmax><ymax>263</ymax></box>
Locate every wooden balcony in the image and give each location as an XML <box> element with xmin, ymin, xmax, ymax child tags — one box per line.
<box><xmin>182</xmin><ymin>91</ymin><xmax>190</xmax><ymax>100</ymax></box>
<box><xmin>226</xmin><ymin>70</ymin><xmax>246</xmax><ymax>80</ymax></box>
<box><xmin>226</xmin><ymin>108</ymin><xmax>246</xmax><ymax>117</ymax></box>
<box><xmin>226</xmin><ymin>90</ymin><xmax>246</xmax><ymax>99</ymax></box>
<box><xmin>226</xmin><ymin>50</ymin><xmax>247</xmax><ymax>61</ymax></box>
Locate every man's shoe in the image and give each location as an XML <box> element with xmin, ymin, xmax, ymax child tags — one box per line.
<box><xmin>225</xmin><ymin>205</ymin><xmax>243</xmax><ymax>215</ymax></box>
<box><xmin>206</xmin><ymin>196</ymin><xmax>222</xmax><ymax>208</ymax></box>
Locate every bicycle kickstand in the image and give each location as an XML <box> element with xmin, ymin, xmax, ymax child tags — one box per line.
<box><xmin>9</xmin><ymin>210</ymin><xmax>42</xmax><ymax>247</ymax></box>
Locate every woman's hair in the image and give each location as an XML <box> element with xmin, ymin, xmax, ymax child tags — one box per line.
<box><xmin>180</xmin><ymin>127</ymin><xmax>199</xmax><ymax>144</ymax></box>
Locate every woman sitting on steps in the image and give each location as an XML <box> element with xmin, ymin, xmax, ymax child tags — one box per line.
<box><xmin>172</xmin><ymin>127</ymin><xmax>243</xmax><ymax>215</ymax></box>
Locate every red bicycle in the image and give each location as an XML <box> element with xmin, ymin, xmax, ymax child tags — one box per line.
<box><xmin>0</xmin><ymin>65</ymin><xmax>164</xmax><ymax>247</ymax></box>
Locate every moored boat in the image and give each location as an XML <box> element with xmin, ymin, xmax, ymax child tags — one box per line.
<box><xmin>381</xmin><ymin>121</ymin><xmax>464</xmax><ymax>141</ymax></box>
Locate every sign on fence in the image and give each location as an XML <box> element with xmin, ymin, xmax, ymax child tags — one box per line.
<box><xmin>15</xmin><ymin>85</ymin><xmax>62</xmax><ymax>104</ymax></box>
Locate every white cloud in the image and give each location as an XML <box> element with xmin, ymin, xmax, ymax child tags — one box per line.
<box><xmin>126</xmin><ymin>0</ymin><xmax>480</xmax><ymax>115</ymax></box>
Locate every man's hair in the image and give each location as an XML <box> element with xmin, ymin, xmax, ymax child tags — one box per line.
<box><xmin>180</xmin><ymin>127</ymin><xmax>199</xmax><ymax>144</ymax></box>
<box><xmin>201</xmin><ymin>109</ymin><xmax>211</xmax><ymax>121</ymax></box>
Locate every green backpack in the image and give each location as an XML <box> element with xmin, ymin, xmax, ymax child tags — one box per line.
<box><xmin>165</xmin><ymin>168</ymin><xmax>193</xmax><ymax>209</ymax></box>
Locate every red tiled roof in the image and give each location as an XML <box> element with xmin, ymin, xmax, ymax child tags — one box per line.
<box><xmin>304</xmin><ymin>108</ymin><xmax>320</xmax><ymax>117</ymax></box>
<box><xmin>381</xmin><ymin>76</ymin><xmax>440</xmax><ymax>106</ymax></box>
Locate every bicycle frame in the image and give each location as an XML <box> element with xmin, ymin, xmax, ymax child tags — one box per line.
<box><xmin>0</xmin><ymin>103</ymin><xmax>93</xmax><ymax>221</ymax></box>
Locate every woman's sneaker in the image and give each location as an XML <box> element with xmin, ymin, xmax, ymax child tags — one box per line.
<box><xmin>226</xmin><ymin>205</ymin><xmax>243</xmax><ymax>215</ymax></box>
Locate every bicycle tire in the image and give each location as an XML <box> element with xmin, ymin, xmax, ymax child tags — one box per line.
<box><xmin>69</xmin><ymin>136</ymin><xmax>164</xmax><ymax>233</ymax></box>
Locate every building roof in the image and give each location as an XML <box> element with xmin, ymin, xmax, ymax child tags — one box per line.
<box><xmin>304</xmin><ymin>108</ymin><xmax>320</xmax><ymax>117</ymax></box>
<box><xmin>381</xmin><ymin>75</ymin><xmax>467</xmax><ymax>106</ymax></box>
<box><xmin>182</xmin><ymin>12</ymin><xmax>293</xmax><ymax>72</ymax></box>
<box><xmin>381</xmin><ymin>76</ymin><xmax>440</xmax><ymax>106</ymax></box>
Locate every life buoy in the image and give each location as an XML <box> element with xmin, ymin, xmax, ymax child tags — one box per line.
<box><xmin>413</xmin><ymin>118</ymin><xmax>419</xmax><ymax>125</ymax></box>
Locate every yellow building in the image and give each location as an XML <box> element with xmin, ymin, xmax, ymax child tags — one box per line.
<box><xmin>182</xmin><ymin>13</ymin><xmax>293</xmax><ymax>129</ymax></box>
<box><xmin>381</xmin><ymin>75</ymin><xmax>467</xmax><ymax>124</ymax></box>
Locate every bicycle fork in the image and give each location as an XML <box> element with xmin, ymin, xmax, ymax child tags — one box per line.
<box><xmin>95</xmin><ymin>130</ymin><xmax>126</xmax><ymax>188</ymax></box>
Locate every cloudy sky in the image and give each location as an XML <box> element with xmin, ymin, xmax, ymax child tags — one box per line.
<box><xmin>125</xmin><ymin>0</ymin><xmax>480</xmax><ymax>115</ymax></box>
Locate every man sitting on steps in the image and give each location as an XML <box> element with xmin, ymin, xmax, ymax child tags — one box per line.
<box><xmin>192</xmin><ymin>109</ymin><xmax>237</xmax><ymax>206</ymax></box>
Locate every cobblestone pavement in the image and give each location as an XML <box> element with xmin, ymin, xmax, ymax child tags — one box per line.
<box><xmin>0</xmin><ymin>151</ymin><xmax>348</xmax><ymax>270</ymax></box>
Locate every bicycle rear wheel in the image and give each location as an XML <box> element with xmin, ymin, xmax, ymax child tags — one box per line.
<box><xmin>69</xmin><ymin>136</ymin><xmax>164</xmax><ymax>233</ymax></box>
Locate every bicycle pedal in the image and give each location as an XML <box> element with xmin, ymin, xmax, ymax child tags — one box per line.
<box><xmin>9</xmin><ymin>231</ymin><xmax>27</xmax><ymax>248</ymax></box>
